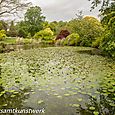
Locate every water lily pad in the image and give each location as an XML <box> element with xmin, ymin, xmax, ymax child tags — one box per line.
<box><xmin>24</xmin><ymin>92</ymin><xmax>30</xmax><ymax>95</ymax></box>
<box><xmin>78</xmin><ymin>98</ymin><xmax>83</xmax><ymax>102</ymax></box>
<box><xmin>53</xmin><ymin>93</ymin><xmax>59</xmax><ymax>96</ymax></box>
<box><xmin>93</xmin><ymin>111</ymin><xmax>99</xmax><ymax>115</ymax></box>
<box><xmin>70</xmin><ymin>104</ymin><xmax>80</xmax><ymax>107</ymax></box>
<box><xmin>13</xmin><ymin>91</ymin><xmax>19</xmax><ymax>94</ymax></box>
<box><xmin>56</xmin><ymin>95</ymin><xmax>62</xmax><ymax>99</ymax></box>
<box><xmin>89</xmin><ymin>107</ymin><xmax>95</xmax><ymax>110</ymax></box>
<box><xmin>109</xmin><ymin>103</ymin><xmax>115</xmax><ymax>107</ymax></box>
<box><xmin>38</xmin><ymin>100</ymin><xmax>44</xmax><ymax>104</ymax></box>
<box><xmin>32</xmin><ymin>92</ymin><xmax>35</xmax><ymax>94</ymax></box>
<box><xmin>11</xmin><ymin>94</ymin><xmax>16</xmax><ymax>97</ymax></box>
<box><xmin>2</xmin><ymin>104</ymin><xmax>7</xmax><ymax>107</ymax></box>
<box><xmin>64</xmin><ymin>94</ymin><xmax>71</xmax><ymax>96</ymax></box>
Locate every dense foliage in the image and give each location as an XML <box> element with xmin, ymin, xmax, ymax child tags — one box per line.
<box><xmin>56</xmin><ymin>30</ymin><xmax>70</xmax><ymax>40</ymax></box>
<box><xmin>67</xmin><ymin>16</ymin><xmax>104</xmax><ymax>47</ymax></box>
<box><xmin>99</xmin><ymin>3</ymin><xmax>115</xmax><ymax>58</ymax></box>
<box><xmin>0</xmin><ymin>20</ymin><xmax>8</xmax><ymax>31</ymax></box>
<box><xmin>7</xmin><ymin>21</ymin><xmax>17</xmax><ymax>37</ymax></box>
<box><xmin>0</xmin><ymin>30</ymin><xmax>6</xmax><ymax>41</ymax></box>
<box><xmin>24</xmin><ymin>6</ymin><xmax>45</xmax><ymax>36</ymax></box>
<box><xmin>56</xmin><ymin>33</ymin><xmax>80</xmax><ymax>46</ymax></box>
<box><xmin>33</xmin><ymin>28</ymin><xmax>54</xmax><ymax>41</ymax></box>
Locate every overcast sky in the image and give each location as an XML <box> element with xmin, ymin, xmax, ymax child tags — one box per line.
<box><xmin>29</xmin><ymin>0</ymin><xmax>100</xmax><ymax>21</ymax></box>
<box><xmin>0</xmin><ymin>0</ymin><xmax>100</xmax><ymax>22</ymax></box>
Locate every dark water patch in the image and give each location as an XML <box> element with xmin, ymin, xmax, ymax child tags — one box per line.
<box><xmin>76</xmin><ymin>48</ymin><xmax>102</xmax><ymax>56</ymax></box>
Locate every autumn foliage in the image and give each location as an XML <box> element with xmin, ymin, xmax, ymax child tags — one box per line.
<box><xmin>56</xmin><ymin>30</ymin><xmax>70</xmax><ymax>40</ymax></box>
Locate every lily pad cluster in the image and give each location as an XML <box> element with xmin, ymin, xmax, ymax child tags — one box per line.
<box><xmin>0</xmin><ymin>47</ymin><xmax>114</xmax><ymax>114</ymax></box>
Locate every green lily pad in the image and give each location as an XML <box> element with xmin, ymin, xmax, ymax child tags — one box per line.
<box><xmin>11</xmin><ymin>94</ymin><xmax>16</xmax><ymax>97</ymax></box>
<box><xmin>56</xmin><ymin>95</ymin><xmax>62</xmax><ymax>99</ymax></box>
<box><xmin>89</xmin><ymin>107</ymin><xmax>95</xmax><ymax>110</ymax></box>
<box><xmin>70</xmin><ymin>104</ymin><xmax>80</xmax><ymax>107</ymax></box>
<box><xmin>78</xmin><ymin>98</ymin><xmax>83</xmax><ymax>102</ymax></box>
<box><xmin>2</xmin><ymin>104</ymin><xmax>7</xmax><ymax>107</ymax></box>
<box><xmin>38</xmin><ymin>100</ymin><xmax>44</xmax><ymax>104</ymax></box>
<box><xmin>64</xmin><ymin>94</ymin><xmax>71</xmax><ymax>96</ymax></box>
<box><xmin>109</xmin><ymin>103</ymin><xmax>115</xmax><ymax>107</ymax></box>
<box><xmin>93</xmin><ymin>111</ymin><xmax>99</xmax><ymax>115</ymax></box>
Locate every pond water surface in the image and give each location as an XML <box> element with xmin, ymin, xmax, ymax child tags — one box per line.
<box><xmin>0</xmin><ymin>47</ymin><xmax>114</xmax><ymax>115</ymax></box>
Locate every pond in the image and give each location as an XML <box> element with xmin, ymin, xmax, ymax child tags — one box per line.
<box><xmin>0</xmin><ymin>47</ymin><xmax>115</xmax><ymax>115</ymax></box>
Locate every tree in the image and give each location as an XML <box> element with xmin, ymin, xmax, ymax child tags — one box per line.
<box><xmin>0</xmin><ymin>29</ymin><xmax>6</xmax><ymax>41</ymax></box>
<box><xmin>56</xmin><ymin>30</ymin><xmax>70</xmax><ymax>40</ymax></box>
<box><xmin>75</xmin><ymin>10</ymin><xmax>84</xmax><ymax>20</ymax></box>
<box><xmin>24</xmin><ymin>6</ymin><xmax>45</xmax><ymax>36</ymax></box>
<box><xmin>67</xmin><ymin>16</ymin><xmax>104</xmax><ymax>46</ymax></box>
<box><xmin>7</xmin><ymin>21</ymin><xmax>17</xmax><ymax>37</ymax></box>
<box><xmin>16</xmin><ymin>21</ymin><xmax>28</xmax><ymax>38</ymax></box>
<box><xmin>33</xmin><ymin>28</ymin><xmax>54</xmax><ymax>41</ymax></box>
<box><xmin>0</xmin><ymin>20</ymin><xmax>8</xmax><ymax>31</ymax></box>
<box><xmin>99</xmin><ymin>4</ymin><xmax>115</xmax><ymax>58</ymax></box>
<box><xmin>0</xmin><ymin>0</ymin><xmax>31</xmax><ymax>17</ymax></box>
<box><xmin>88</xmin><ymin>0</ymin><xmax>114</xmax><ymax>10</ymax></box>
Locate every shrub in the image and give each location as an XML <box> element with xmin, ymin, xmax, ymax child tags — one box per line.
<box><xmin>0</xmin><ymin>42</ymin><xmax>6</xmax><ymax>53</ymax></box>
<box><xmin>23</xmin><ymin>39</ymin><xmax>32</xmax><ymax>44</ymax></box>
<box><xmin>33</xmin><ymin>28</ymin><xmax>54</xmax><ymax>41</ymax></box>
<box><xmin>55</xmin><ymin>33</ymin><xmax>80</xmax><ymax>46</ymax></box>
<box><xmin>63</xmin><ymin>38</ymin><xmax>68</xmax><ymax>46</ymax></box>
<box><xmin>55</xmin><ymin>39</ymin><xmax>61</xmax><ymax>46</ymax></box>
<box><xmin>18</xmin><ymin>28</ymin><xmax>28</xmax><ymax>38</ymax></box>
<box><xmin>92</xmin><ymin>37</ymin><xmax>102</xmax><ymax>48</ymax></box>
<box><xmin>59</xmin><ymin>38</ymin><xmax>66</xmax><ymax>46</ymax></box>
<box><xmin>100</xmin><ymin>31</ymin><xmax>115</xmax><ymax>58</ymax></box>
<box><xmin>66</xmin><ymin>16</ymin><xmax>104</xmax><ymax>47</ymax></box>
<box><xmin>0</xmin><ymin>30</ymin><xmax>6</xmax><ymax>41</ymax></box>
<box><xmin>66</xmin><ymin>33</ymin><xmax>80</xmax><ymax>46</ymax></box>
<box><xmin>56</xmin><ymin>30</ymin><xmax>70</xmax><ymax>40</ymax></box>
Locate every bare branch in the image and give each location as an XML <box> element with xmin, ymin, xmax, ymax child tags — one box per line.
<box><xmin>0</xmin><ymin>0</ymin><xmax>32</xmax><ymax>17</ymax></box>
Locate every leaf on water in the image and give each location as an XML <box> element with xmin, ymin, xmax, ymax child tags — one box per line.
<box><xmin>89</xmin><ymin>107</ymin><xmax>95</xmax><ymax>110</ymax></box>
<box><xmin>2</xmin><ymin>104</ymin><xmax>7</xmax><ymax>107</ymax></box>
<box><xmin>32</xmin><ymin>92</ymin><xmax>35</xmax><ymax>94</ymax></box>
<box><xmin>38</xmin><ymin>89</ymin><xmax>43</xmax><ymax>91</ymax></box>
<box><xmin>56</xmin><ymin>95</ymin><xmax>62</xmax><ymax>99</ymax></box>
<box><xmin>0</xmin><ymin>93</ymin><xmax>3</xmax><ymax>97</ymax></box>
<box><xmin>81</xmin><ymin>92</ymin><xmax>86</xmax><ymax>95</ymax></box>
<box><xmin>112</xmin><ymin>98</ymin><xmax>115</xmax><ymax>100</ymax></box>
<box><xmin>64</xmin><ymin>94</ymin><xmax>71</xmax><ymax>96</ymax></box>
<box><xmin>78</xmin><ymin>98</ymin><xmax>83</xmax><ymax>102</ymax></box>
<box><xmin>13</xmin><ymin>91</ymin><xmax>19</xmax><ymax>94</ymax></box>
<box><xmin>92</xmin><ymin>95</ymin><xmax>96</xmax><ymax>99</ymax></box>
<box><xmin>93</xmin><ymin>111</ymin><xmax>99</xmax><ymax>115</ymax></box>
<box><xmin>71</xmin><ymin>92</ymin><xmax>77</xmax><ymax>95</ymax></box>
<box><xmin>70</xmin><ymin>104</ymin><xmax>80</xmax><ymax>107</ymax></box>
<box><xmin>20</xmin><ymin>87</ymin><xmax>25</xmax><ymax>90</ymax></box>
<box><xmin>38</xmin><ymin>100</ymin><xmax>44</xmax><ymax>104</ymax></box>
<box><xmin>24</xmin><ymin>92</ymin><xmax>30</xmax><ymax>95</ymax></box>
<box><xmin>1</xmin><ymin>91</ymin><xmax>6</xmax><ymax>94</ymax></box>
<box><xmin>11</xmin><ymin>94</ymin><xmax>16</xmax><ymax>97</ymax></box>
<box><xmin>53</xmin><ymin>93</ymin><xmax>59</xmax><ymax>96</ymax></box>
<box><xmin>109</xmin><ymin>103</ymin><xmax>115</xmax><ymax>107</ymax></box>
<box><xmin>61</xmin><ymin>88</ymin><xmax>65</xmax><ymax>90</ymax></box>
<box><xmin>95</xmin><ymin>91</ymin><xmax>100</xmax><ymax>94</ymax></box>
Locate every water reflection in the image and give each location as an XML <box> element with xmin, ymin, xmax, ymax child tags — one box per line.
<box><xmin>0</xmin><ymin>86</ymin><xmax>30</xmax><ymax>109</ymax></box>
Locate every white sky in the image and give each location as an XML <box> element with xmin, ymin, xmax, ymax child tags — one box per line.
<box><xmin>0</xmin><ymin>0</ymin><xmax>100</xmax><ymax>22</ymax></box>
<box><xmin>29</xmin><ymin>0</ymin><xmax>100</xmax><ymax>21</ymax></box>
